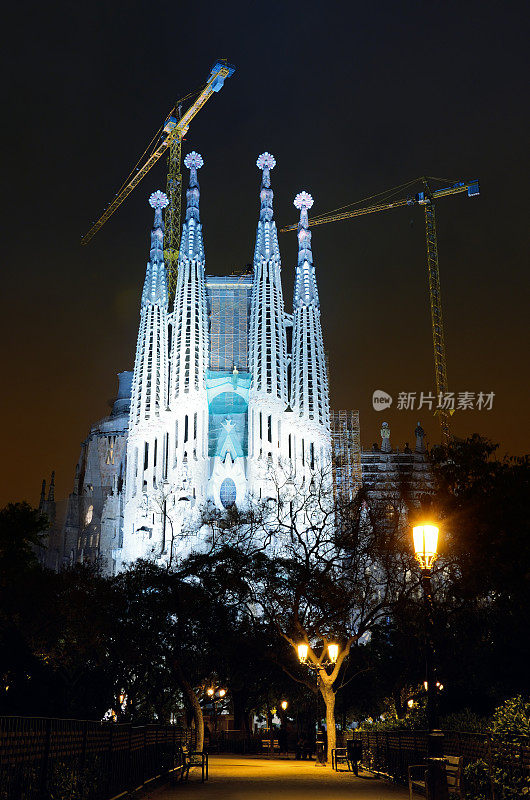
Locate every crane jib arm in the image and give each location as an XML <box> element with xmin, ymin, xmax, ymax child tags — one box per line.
<box><xmin>279</xmin><ymin>179</ymin><xmax>479</xmax><ymax>232</ymax></box>
<box><xmin>80</xmin><ymin>60</ymin><xmax>235</xmax><ymax>246</ymax></box>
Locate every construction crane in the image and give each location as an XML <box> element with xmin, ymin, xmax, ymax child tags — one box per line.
<box><xmin>81</xmin><ymin>60</ymin><xmax>235</xmax><ymax>296</ymax></box>
<box><xmin>280</xmin><ymin>177</ymin><xmax>480</xmax><ymax>444</ymax></box>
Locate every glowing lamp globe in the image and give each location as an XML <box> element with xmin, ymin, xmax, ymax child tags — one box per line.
<box><xmin>413</xmin><ymin>524</ymin><xmax>439</xmax><ymax>570</ymax></box>
<box><xmin>219</xmin><ymin>688</ymin><xmax>226</xmax><ymax>697</ymax></box>
<box><xmin>281</xmin><ymin>700</ymin><xmax>288</xmax><ymax>711</ymax></box>
<box><xmin>207</xmin><ymin>687</ymin><xmax>214</xmax><ymax>697</ymax></box>
<box><xmin>297</xmin><ymin>643</ymin><xmax>308</xmax><ymax>664</ymax></box>
<box><xmin>328</xmin><ymin>643</ymin><xmax>339</xmax><ymax>664</ymax></box>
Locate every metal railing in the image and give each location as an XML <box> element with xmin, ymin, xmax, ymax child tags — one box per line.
<box><xmin>352</xmin><ymin>730</ymin><xmax>530</xmax><ymax>798</ymax></box>
<box><xmin>0</xmin><ymin>716</ymin><xmax>196</xmax><ymax>800</ymax></box>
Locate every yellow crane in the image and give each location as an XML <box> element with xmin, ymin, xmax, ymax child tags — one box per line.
<box><xmin>81</xmin><ymin>60</ymin><xmax>235</xmax><ymax>296</ymax></box>
<box><xmin>280</xmin><ymin>177</ymin><xmax>480</xmax><ymax>444</ymax></box>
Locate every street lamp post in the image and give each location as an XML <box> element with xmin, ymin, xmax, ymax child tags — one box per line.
<box><xmin>206</xmin><ymin>686</ymin><xmax>227</xmax><ymax>733</ymax></box>
<box><xmin>297</xmin><ymin>642</ymin><xmax>339</xmax><ymax>766</ymax></box>
<box><xmin>412</xmin><ymin>524</ymin><xmax>448</xmax><ymax>800</ymax></box>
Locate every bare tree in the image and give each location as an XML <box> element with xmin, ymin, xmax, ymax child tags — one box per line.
<box><xmin>197</xmin><ymin>462</ymin><xmax>415</xmax><ymax>762</ymax></box>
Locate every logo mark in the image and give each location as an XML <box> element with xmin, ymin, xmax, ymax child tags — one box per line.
<box><xmin>373</xmin><ymin>390</ymin><xmax>392</xmax><ymax>411</ymax></box>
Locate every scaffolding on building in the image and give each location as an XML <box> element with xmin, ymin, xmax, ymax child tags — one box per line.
<box><xmin>207</xmin><ymin>272</ymin><xmax>253</xmax><ymax>373</ymax></box>
<box><xmin>331</xmin><ymin>410</ymin><xmax>362</xmax><ymax>500</ymax></box>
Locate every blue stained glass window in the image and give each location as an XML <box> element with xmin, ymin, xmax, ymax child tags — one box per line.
<box><xmin>220</xmin><ymin>478</ymin><xmax>237</xmax><ymax>508</ymax></box>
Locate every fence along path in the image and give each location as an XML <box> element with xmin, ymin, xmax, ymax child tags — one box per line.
<box><xmin>352</xmin><ymin>729</ymin><xmax>530</xmax><ymax>796</ymax></box>
<box><xmin>0</xmin><ymin>715</ymin><xmax>196</xmax><ymax>799</ymax></box>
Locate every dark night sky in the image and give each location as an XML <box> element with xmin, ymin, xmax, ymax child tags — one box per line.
<box><xmin>2</xmin><ymin>0</ymin><xmax>528</xmax><ymax>508</ymax></box>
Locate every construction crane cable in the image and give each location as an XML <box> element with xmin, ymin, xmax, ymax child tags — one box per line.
<box><xmin>97</xmin><ymin>88</ymin><xmax>203</xmax><ymax>218</ymax></box>
<box><xmin>280</xmin><ymin>173</ymin><xmax>479</xmax><ymax>446</ymax></box>
<box><xmin>426</xmin><ymin>175</ymin><xmax>461</xmax><ymax>185</ymax></box>
<box><xmin>81</xmin><ymin>61</ymin><xmax>235</xmax><ymax>246</ymax></box>
<box><xmin>310</xmin><ymin>177</ymin><xmax>421</xmax><ymax>223</ymax></box>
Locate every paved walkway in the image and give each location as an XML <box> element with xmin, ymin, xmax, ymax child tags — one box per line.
<box><xmin>149</xmin><ymin>755</ymin><xmax>409</xmax><ymax>800</ymax></box>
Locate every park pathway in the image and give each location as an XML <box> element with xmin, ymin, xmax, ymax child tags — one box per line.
<box><xmin>149</xmin><ymin>755</ymin><xmax>410</xmax><ymax>800</ymax></box>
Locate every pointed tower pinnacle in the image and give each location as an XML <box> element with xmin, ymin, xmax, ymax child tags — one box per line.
<box><xmin>141</xmin><ymin>191</ymin><xmax>169</xmax><ymax>308</ymax></box>
<box><xmin>254</xmin><ymin>152</ymin><xmax>280</xmax><ymax>262</ymax></box>
<box><xmin>39</xmin><ymin>479</ymin><xmax>46</xmax><ymax>511</ymax></box>
<box><xmin>249</xmin><ymin>152</ymin><xmax>288</xmax><ymax>402</ymax></box>
<box><xmin>171</xmin><ymin>152</ymin><xmax>209</xmax><ymax>400</ymax></box>
<box><xmin>293</xmin><ymin>191</ymin><xmax>319</xmax><ymax>307</ymax></box>
<box><xmin>178</xmin><ymin>151</ymin><xmax>205</xmax><ymax>261</ymax></box>
<box><xmin>47</xmin><ymin>471</ymin><xmax>55</xmax><ymax>502</ymax></box>
<box><xmin>130</xmin><ymin>191</ymin><xmax>170</xmax><ymax>425</ymax></box>
<box><xmin>290</xmin><ymin>190</ymin><xmax>329</xmax><ymax>431</ymax></box>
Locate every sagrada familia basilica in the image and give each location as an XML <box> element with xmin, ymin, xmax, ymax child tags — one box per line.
<box><xmin>40</xmin><ymin>152</ymin><xmax>432</xmax><ymax>574</ymax></box>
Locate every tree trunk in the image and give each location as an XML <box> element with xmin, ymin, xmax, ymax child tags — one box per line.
<box><xmin>171</xmin><ymin>659</ymin><xmax>204</xmax><ymax>752</ymax></box>
<box><xmin>393</xmin><ymin>687</ymin><xmax>405</xmax><ymax>719</ymax></box>
<box><xmin>321</xmin><ymin>684</ymin><xmax>336</xmax><ymax>764</ymax></box>
<box><xmin>232</xmin><ymin>690</ymin><xmax>247</xmax><ymax>730</ymax></box>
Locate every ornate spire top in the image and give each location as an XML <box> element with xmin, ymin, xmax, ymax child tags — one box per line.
<box><xmin>184</xmin><ymin>151</ymin><xmax>204</xmax><ymax>189</ymax></box>
<box><xmin>148</xmin><ymin>190</ymin><xmax>168</xmax><ymax>232</ymax></box>
<box><xmin>256</xmin><ymin>152</ymin><xmax>276</xmax><ymax>222</ymax></box>
<box><xmin>293</xmin><ymin>191</ymin><xmax>318</xmax><ymax>306</ymax></box>
<box><xmin>183</xmin><ymin>151</ymin><xmax>204</xmax><ymax>224</ymax></box>
<box><xmin>294</xmin><ymin>191</ymin><xmax>314</xmax><ymax>210</ymax></box>
<box><xmin>184</xmin><ymin>151</ymin><xmax>204</xmax><ymax>169</ymax></box>
<box><xmin>142</xmin><ymin>189</ymin><xmax>168</xmax><ymax>307</ymax></box>
<box><xmin>257</xmin><ymin>152</ymin><xmax>276</xmax><ymax>170</ymax></box>
<box><xmin>294</xmin><ymin>190</ymin><xmax>314</xmax><ymax>230</ymax></box>
<box><xmin>149</xmin><ymin>190</ymin><xmax>169</xmax><ymax>210</ymax></box>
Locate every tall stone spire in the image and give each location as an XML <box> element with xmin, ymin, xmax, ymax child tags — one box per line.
<box><xmin>178</xmin><ymin>151</ymin><xmax>205</xmax><ymax>262</ymax></box>
<box><xmin>293</xmin><ymin>192</ymin><xmax>319</xmax><ymax>307</ymax></box>
<box><xmin>39</xmin><ymin>479</ymin><xmax>46</xmax><ymax>511</ymax></box>
<box><xmin>130</xmin><ymin>191</ymin><xmax>170</xmax><ymax>425</ymax></box>
<box><xmin>171</xmin><ymin>152</ymin><xmax>209</xmax><ymax>399</ymax></box>
<box><xmin>141</xmin><ymin>191</ymin><xmax>168</xmax><ymax>307</ymax></box>
<box><xmin>47</xmin><ymin>470</ymin><xmax>55</xmax><ymax>502</ymax></box>
<box><xmin>290</xmin><ymin>191</ymin><xmax>329</xmax><ymax>431</ymax></box>
<box><xmin>253</xmin><ymin>152</ymin><xmax>280</xmax><ymax>263</ymax></box>
<box><xmin>248</xmin><ymin>152</ymin><xmax>288</xmax><ymax>401</ymax></box>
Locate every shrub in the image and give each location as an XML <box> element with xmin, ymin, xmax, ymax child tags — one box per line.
<box><xmin>440</xmin><ymin>708</ymin><xmax>488</xmax><ymax>733</ymax></box>
<box><xmin>463</xmin><ymin>758</ymin><xmax>489</xmax><ymax>800</ymax></box>
<box><xmin>490</xmin><ymin>696</ymin><xmax>530</xmax><ymax>737</ymax></box>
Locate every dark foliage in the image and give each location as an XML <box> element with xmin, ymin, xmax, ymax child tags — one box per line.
<box><xmin>1</xmin><ymin>436</ymin><xmax>528</xmax><ymax>728</ymax></box>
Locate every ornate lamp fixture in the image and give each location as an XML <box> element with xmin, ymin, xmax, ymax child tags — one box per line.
<box><xmin>413</xmin><ymin>524</ymin><xmax>439</xmax><ymax>571</ymax></box>
<box><xmin>297</xmin><ymin>642</ymin><xmax>339</xmax><ymax>669</ymax></box>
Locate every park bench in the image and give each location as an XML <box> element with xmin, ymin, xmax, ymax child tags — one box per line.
<box><xmin>408</xmin><ymin>755</ymin><xmax>462</xmax><ymax>799</ymax></box>
<box><xmin>332</xmin><ymin>740</ymin><xmax>363</xmax><ymax>774</ymax></box>
<box><xmin>332</xmin><ymin>747</ymin><xmax>348</xmax><ymax>771</ymax></box>
<box><xmin>179</xmin><ymin>746</ymin><xmax>209</xmax><ymax>783</ymax></box>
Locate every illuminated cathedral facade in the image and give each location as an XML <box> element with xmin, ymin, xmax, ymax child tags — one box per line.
<box><xmin>58</xmin><ymin>152</ymin><xmax>331</xmax><ymax>574</ymax></box>
<box><xmin>49</xmin><ymin>151</ymin><xmax>433</xmax><ymax>575</ymax></box>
